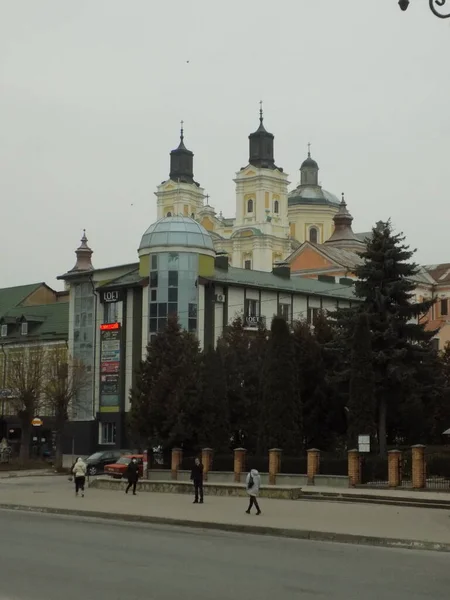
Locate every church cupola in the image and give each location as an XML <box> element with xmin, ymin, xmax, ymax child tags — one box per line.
<box><xmin>169</xmin><ymin>121</ymin><xmax>195</xmax><ymax>184</ymax></box>
<box><xmin>248</xmin><ymin>103</ymin><xmax>280</xmax><ymax>170</ymax></box>
<box><xmin>324</xmin><ymin>194</ymin><xmax>365</xmax><ymax>251</ymax></box>
<box><xmin>69</xmin><ymin>230</ymin><xmax>94</xmax><ymax>272</ymax></box>
<box><xmin>300</xmin><ymin>144</ymin><xmax>319</xmax><ymax>186</ymax></box>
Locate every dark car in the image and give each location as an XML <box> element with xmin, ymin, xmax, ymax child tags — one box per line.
<box><xmin>85</xmin><ymin>450</ymin><xmax>125</xmax><ymax>475</ymax></box>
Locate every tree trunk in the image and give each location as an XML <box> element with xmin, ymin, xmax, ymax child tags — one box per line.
<box><xmin>19</xmin><ymin>423</ymin><xmax>31</xmax><ymax>465</ymax></box>
<box><xmin>378</xmin><ymin>397</ymin><xmax>387</xmax><ymax>457</ymax></box>
<box><xmin>54</xmin><ymin>430</ymin><xmax>63</xmax><ymax>471</ymax></box>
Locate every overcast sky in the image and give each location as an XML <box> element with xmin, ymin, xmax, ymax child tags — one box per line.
<box><xmin>1</xmin><ymin>0</ymin><xmax>449</xmax><ymax>289</ymax></box>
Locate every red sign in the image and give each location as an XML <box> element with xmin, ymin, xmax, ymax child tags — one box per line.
<box><xmin>100</xmin><ymin>322</ymin><xmax>120</xmax><ymax>331</ymax></box>
<box><xmin>101</xmin><ymin>362</ymin><xmax>120</xmax><ymax>374</ymax></box>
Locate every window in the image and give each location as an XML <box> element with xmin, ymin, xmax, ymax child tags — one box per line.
<box><xmin>307</xmin><ymin>307</ymin><xmax>320</xmax><ymax>326</ymax></box>
<box><xmin>168</xmin><ymin>271</ymin><xmax>178</xmax><ymax>287</ymax></box>
<box><xmin>166</xmin><ymin>211</ymin><xmax>172</xmax><ymax>217</ymax></box>
<box><xmin>21</xmin><ymin>322</ymin><xmax>28</xmax><ymax>336</ymax></box>
<box><xmin>278</xmin><ymin>303</ymin><xmax>291</xmax><ymax>322</ymax></box>
<box><xmin>441</xmin><ymin>299</ymin><xmax>448</xmax><ymax>316</ymax></box>
<box><xmin>247</xmin><ymin>198</ymin><xmax>254</xmax><ymax>213</ymax></box>
<box><xmin>309</xmin><ymin>227</ymin><xmax>318</xmax><ymax>243</ymax></box>
<box><xmin>104</xmin><ymin>302</ymin><xmax>119</xmax><ymax>324</ymax></box>
<box><xmin>1</xmin><ymin>324</ymin><xmax>7</xmax><ymax>337</ymax></box>
<box><xmin>191</xmin><ymin>213</ymin><xmax>195</xmax><ymax>219</ymax></box>
<box><xmin>245</xmin><ymin>299</ymin><xmax>259</xmax><ymax>317</ymax></box>
<box><xmin>150</xmin><ymin>271</ymin><xmax>158</xmax><ymax>288</ymax></box>
<box><xmin>151</xmin><ymin>255</ymin><xmax>158</xmax><ymax>270</ymax></box>
<box><xmin>431</xmin><ymin>338</ymin><xmax>439</xmax><ymax>352</ymax></box>
<box><xmin>100</xmin><ymin>422</ymin><xmax>116</xmax><ymax>445</ymax></box>
<box><xmin>274</xmin><ymin>200</ymin><xmax>279</xmax><ymax>214</ymax></box>
<box><xmin>244</xmin><ymin>260</ymin><xmax>252</xmax><ymax>270</ymax></box>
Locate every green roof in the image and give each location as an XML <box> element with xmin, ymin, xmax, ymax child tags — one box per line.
<box><xmin>207</xmin><ymin>266</ymin><xmax>357</xmax><ymax>301</ymax></box>
<box><xmin>1</xmin><ymin>302</ymin><xmax>69</xmax><ymax>342</ymax></box>
<box><xmin>0</xmin><ymin>282</ymin><xmax>43</xmax><ymax>317</ymax></box>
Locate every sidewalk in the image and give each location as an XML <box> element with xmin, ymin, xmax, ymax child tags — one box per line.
<box><xmin>1</xmin><ymin>476</ymin><xmax>450</xmax><ymax>551</ymax></box>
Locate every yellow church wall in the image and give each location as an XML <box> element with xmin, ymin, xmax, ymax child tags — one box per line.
<box><xmin>201</xmin><ymin>216</ymin><xmax>214</xmax><ymax>231</ymax></box>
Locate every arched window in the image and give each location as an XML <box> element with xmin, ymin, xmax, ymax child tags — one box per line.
<box><xmin>167</xmin><ymin>211</ymin><xmax>172</xmax><ymax>217</ymax></box>
<box><xmin>274</xmin><ymin>200</ymin><xmax>279</xmax><ymax>214</ymax></box>
<box><xmin>247</xmin><ymin>198</ymin><xmax>254</xmax><ymax>213</ymax></box>
<box><xmin>191</xmin><ymin>213</ymin><xmax>195</xmax><ymax>219</ymax></box>
<box><xmin>309</xmin><ymin>227</ymin><xmax>318</xmax><ymax>243</ymax></box>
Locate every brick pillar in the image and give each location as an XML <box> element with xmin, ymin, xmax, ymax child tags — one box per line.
<box><xmin>348</xmin><ymin>449</ymin><xmax>361</xmax><ymax>487</ymax></box>
<box><xmin>269</xmin><ymin>448</ymin><xmax>282</xmax><ymax>485</ymax></box>
<box><xmin>234</xmin><ymin>448</ymin><xmax>246</xmax><ymax>483</ymax></box>
<box><xmin>171</xmin><ymin>448</ymin><xmax>183</xmax><ymax>480</ymax></box>
<box><xmin>388</xmin><ymin>449</ymin><xmax>402</xmax><ymax>488</ymax></box>
<box><xmin>307</xmin><ymin>448</ymin><xmax>320</xmax><ymax>485</ymax></box>
<box><xmin>202</xmin><ymin>448</ymin><xmax>213</xmax><ymax>481</ymax></box>
<box><xmin>412</xmin><ymin>444</ymin><xmax>426</xmax><ymax>489</ymax></box>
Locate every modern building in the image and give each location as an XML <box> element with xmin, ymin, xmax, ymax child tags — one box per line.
<box><xmin>57</xmin><ymin>216</ymin><xmax>357</xmax><ymax>453</ymax></box>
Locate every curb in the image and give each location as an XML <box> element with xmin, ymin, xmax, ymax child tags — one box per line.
<box><xmin>300</xmin><ymin>491</ymin><xmax>450</xmax><ymax>510</ymax></box>
<box><xmin>0</xmin><ymin>470</ymin><xmax>54</xmax><ymax>479</ymax></box>
<box><xmin>0</xmin><ymin>503</ymin><xmax>449</xmax><ymax>553</ymax></box>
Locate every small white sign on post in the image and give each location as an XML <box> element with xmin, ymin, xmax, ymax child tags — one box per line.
<box><xmin>358</xmin><ymin>435</ymin><xmax>371</xmax><ymax>453</ymax></box>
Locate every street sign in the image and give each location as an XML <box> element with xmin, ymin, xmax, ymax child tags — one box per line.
<box><xmin>31</xmin><ymin>418</ymin><xmax>43</xmax><ymax>427</ymax></box>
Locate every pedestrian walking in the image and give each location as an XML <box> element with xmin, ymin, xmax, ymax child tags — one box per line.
<box><xmin>72</xmin><ymin>457</ymin><xmax>87</xmax><ymax>497</ymax></box>
<box><xmin>190</xmin><ymin>457</ymin><xmax>204</xmax><ymax>504</ymax></box>
<box><xmin>245</xmin><ymin>468</ymin><xmax>261</xmax><ymax>515</ymax></box>
<box><xmin>125</xmin><ymin>457</ymin><xmax>140</xmax><ymax>495</ymax></box>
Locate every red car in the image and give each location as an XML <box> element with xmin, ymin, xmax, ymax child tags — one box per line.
<box><xmin>104</xmin><ymin>455</ymin><xmax>144</xmax><ymax>479</ymax></box>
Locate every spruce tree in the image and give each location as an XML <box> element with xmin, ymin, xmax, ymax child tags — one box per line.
<box><xmin>128</xmin><ymin>316</ymin><xmax>201</xmax><ymax>451</ymax></box>
<box><xmin>196</xmin><ymin>347</ymin><xmax>230</xmax><ymax>451</ymax></box>
<box><xmin>217</xmin><ymin>317</ymin><xmax>266</xmax><ymax>451</ymax></box>
<box><xmin>339</xmin><ymin>221</ymin><xmax>435</xmax><ymax>455</ymax></box>
<box><xmin>259</xmin><ymin>317</ymin><xmax>301</xmax><ymax>454</ymax></box>
<box><xmin>347</xmin><ymin>313</ymin><xmax>376</xmax><ymax>448</ymax></box>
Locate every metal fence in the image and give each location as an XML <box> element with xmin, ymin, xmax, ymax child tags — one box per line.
<box><xmin>360</xmin><ymin>455</ymin><xmax>389</xmax><ymax>487</ymax></box>
<box><xmin>426</xmin><ymin>453</ymin><xmax>450</xmax><ymax>490</ymax></box>
<box><xmin>280</xmin><ymin>456</ymin><xmax>307</xmax><ymax>474</ymax></box>
<box><xmin>319</xmin><ymin>455</ymin><xmax>348</xmax><ymax>476</ymax></box>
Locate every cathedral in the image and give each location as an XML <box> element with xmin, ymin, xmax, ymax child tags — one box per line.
<box><xmin>156</xmin><ymin>107</ymin><xmax>367</xmax><ymax>272</ymax></box>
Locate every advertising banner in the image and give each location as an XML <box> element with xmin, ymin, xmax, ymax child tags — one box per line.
<box><xmin>99</xmin><ymin>325</ymin><xmax>121</xmax><ymax>413</ymax></box>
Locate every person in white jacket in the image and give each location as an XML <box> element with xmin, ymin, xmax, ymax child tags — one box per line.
<box><xmin>72</xmin><ymin>457</ymin><xmax>87</xmax><ymax>497</ymax></box>
<box><xmin>245</xmin><ymin>468</ymin><xmax>262</xmax><ymax>515</ymax></box>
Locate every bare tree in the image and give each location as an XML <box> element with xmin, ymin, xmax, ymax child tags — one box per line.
<box><xmin>43</xmin><ymin>346</ymin><xmax>88</xmax><ymax>470</ymax></box>
<box><xmin>7</xmin><ymin>345</ymin><xmax>46</xmax><ymax>463</ymax></box>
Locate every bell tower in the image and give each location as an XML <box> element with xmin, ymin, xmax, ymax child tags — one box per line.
<box><xmin>155</xmin><ymin>123</ymin><xmax>205</xmax><ymax>219</ymax></box>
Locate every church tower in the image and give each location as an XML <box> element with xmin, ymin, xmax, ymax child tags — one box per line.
<box><xmin>156</xmin><ymin>123</ymin><xmax>205</xmax><ymax>220</ymax></box>
<box><xmin>231</xmin><ymin>105</ymin><xmax>291</xmax><ymax>271</ymax></box>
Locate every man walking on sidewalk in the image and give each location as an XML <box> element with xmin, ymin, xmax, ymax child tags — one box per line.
<box><xmin>190</xmin><ymin>457</ymin><xmax>204</xmax><ymax>504</ymax></box>
<box><xmin>125</xmin><ymin>457</ymin><xmax>140</xmax><ymax>495</ymax></box>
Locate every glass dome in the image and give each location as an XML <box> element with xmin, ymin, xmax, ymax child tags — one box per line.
<box><xmin>139</xmin><ymin>216</ymin><xmax>215</xmax><ymax>252</ymax></box>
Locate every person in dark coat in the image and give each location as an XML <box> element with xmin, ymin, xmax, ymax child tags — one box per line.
<box><xmin>190</xmin><ymin>457</ymin><xmax>204</xmax><ymax>504</ymax></box>
<box><xmin>125</xmin><ymin>457</ymin><xmax>140</xmax><ymax>495</ymax></box>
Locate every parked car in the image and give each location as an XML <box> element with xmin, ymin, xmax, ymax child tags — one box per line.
<box><xmin>85</xmin><ymin>450</ymin><xmax>128</xmax><ymax>476</ymax></box>
<box><xmin>104</xmin><ymin>455</ymin><xmax>144</xmax><ymax>479</ymax></box>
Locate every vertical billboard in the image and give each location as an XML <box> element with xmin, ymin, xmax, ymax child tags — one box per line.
<box><xmin>99</xmin><ymin>323</ymin><xmax>121</xmax><ymax>412</ymax></box>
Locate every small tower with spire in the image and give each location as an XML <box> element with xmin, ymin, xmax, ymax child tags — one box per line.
<box><xmin>248</xmin><ymin>101</ymin><xmax>279</xmax><ymax>170</ymax></box>
<box><xmin>169</xmin><ymin>121</ymin><xmax>195</xmax><ymax>184</ymax></box>
<box><xmin>324</xmin><ymin>194</ymin><xmax>365</xmax><ymax>252</ymax></box>
<box><xmin>69</xmin><ymin>230</ymin><xmax>94</xmax><ymax>272</ymax></box>
<box><xmin>300</xmin><ymin>143</ymin><xmax>319</xmax><ymax>186</ymax></box>
<box><xmin>155</xmin><ymin>122</ymin><xmax>205</xmax><ymax>219</ymax></box>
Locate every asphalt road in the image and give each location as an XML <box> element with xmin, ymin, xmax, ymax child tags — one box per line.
<box><xmin>0</xmin><ymin>510</ymin><xmax>449</xmax><ymax>600</ymax></box>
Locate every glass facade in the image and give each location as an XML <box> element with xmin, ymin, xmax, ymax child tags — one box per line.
<box><xmin>148</xmin><ymin>252</ymin><xmax>198</xmax><ymax>338</ymax></box>
<box><xmin>73</xmin><ymin>282</ymin><xmax>95</xmax><ymax>419</ymax></box>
